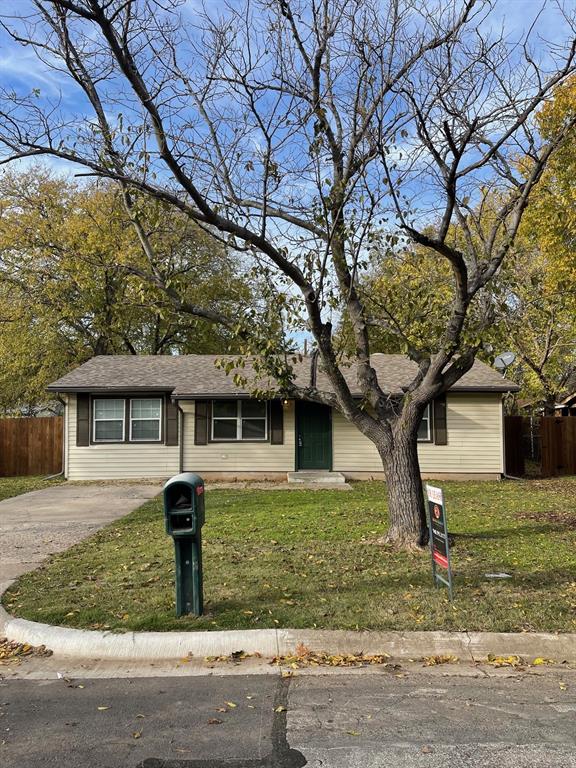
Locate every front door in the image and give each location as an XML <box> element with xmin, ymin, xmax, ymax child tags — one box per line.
<box><xmin>296</xmin><ymin>401</ymin><xmax>332</xmax><ymax>470</ymax></box>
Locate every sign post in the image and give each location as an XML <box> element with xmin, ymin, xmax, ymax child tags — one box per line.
<box><xmin>425</xmin><ymin>484</ymin><xmax>454</xmax><ymax>600</ymax></box>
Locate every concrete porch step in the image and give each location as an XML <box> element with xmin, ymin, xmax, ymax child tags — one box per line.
<box><xmin>287</xmin><ymin>471</ymin><xmax>347</xmax><ymax>485</ymax></box>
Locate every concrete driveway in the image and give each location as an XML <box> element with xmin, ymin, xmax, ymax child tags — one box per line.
<box><xmin>0</xmin><ymin>482</ymin><xmax>162</xmax><ymax>590</ymax></box>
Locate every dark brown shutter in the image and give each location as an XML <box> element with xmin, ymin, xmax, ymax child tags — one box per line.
<box><xmin>194</xmin><ymin>400</ymin><xmax>209</xmax><ymax>445</ymax></box>
<box><xmin>270</xmin><ymin>399</ymin><xmax>284</xmax><ymax>445</ymax></box>
<box><xmin>165</xmin><ymin>399</ymin><xmax>179</xmax><ymax>446</ymax></box>
<box><xmin>433</xmin><ymin>394</ymin><xmax>448</xmax><ymax>445</ymax></box>
<box><xmin>76</xmin><ymin>393</ymin><xmax>90</xmax><ymax>446</ymax></box>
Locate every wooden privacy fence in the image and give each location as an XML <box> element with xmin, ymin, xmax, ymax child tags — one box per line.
<box><xmin>505</xmin><ymin>415</ymin><xmax>576</xmax><ymax>477</ymax></box>
<box><xmin>0</xmin><ymin>417</ymin><xmax>63</xmax><ymax>477</ymax></box>
<box><xmin>541</xmin><ymin>416</ymin><xmax>576</xmax><ymax>477</ymax></box>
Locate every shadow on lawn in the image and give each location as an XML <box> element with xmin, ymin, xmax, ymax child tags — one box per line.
<box><xmin>451</xmin><ymin>519</ymin><xmax>575</xmax><ymax>540</ymax></box>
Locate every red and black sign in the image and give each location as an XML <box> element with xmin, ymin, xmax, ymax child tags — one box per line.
<box><xmin>425</xmin><ymin>485</ymin><xmax>453</xmax><ymax>599</ymax></box>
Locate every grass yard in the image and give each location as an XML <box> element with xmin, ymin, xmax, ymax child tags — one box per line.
<box><xmin>3</xmin><ymin>479</ymin><xmax>576</xmax><ymax>633</ymax></box>
<box><xmin>0</xmin><ymin>475</ymin><xmax>65</xmax><ymax>502</ymax></box>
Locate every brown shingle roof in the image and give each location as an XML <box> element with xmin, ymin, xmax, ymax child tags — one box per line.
<box><xmin>47</xmin><ymin>353</ymin><xmax>518</xmax><ymax>396</ymax></box>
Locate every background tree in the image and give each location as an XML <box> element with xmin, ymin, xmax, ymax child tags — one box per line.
<box><xmin>1</xmin><ymin>0</ymin><xmax>575</xmax><ymax>547</ymax></box>
<box><xmin>503</xmin><ymin>75</ymin><xmax>576</xmax><ymax>411</ymax></box>
<box><xmin>0</xmin><ymin>167</ymin><xmax>252</xmax><ymax>414</ymax></box>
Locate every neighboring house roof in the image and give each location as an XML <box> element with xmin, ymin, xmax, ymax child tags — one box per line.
<box><xmin>47</xmin><ymin>354</ymin><xmax>519</xmax><ymax>397</ymax></box>
<box><xmin>558</xmin><ymin>392</ymin><xmax>576</xmax><ymax>407</ymax></box>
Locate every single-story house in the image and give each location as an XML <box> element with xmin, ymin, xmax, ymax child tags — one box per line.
<box><xmin>47</xmin><ymin>353</ymin><xmax>518</xmax><ymax>481</ymax></box>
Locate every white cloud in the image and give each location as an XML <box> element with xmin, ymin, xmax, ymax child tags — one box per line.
<box><xmin>0</xmin><ymin>48</ymin><xmax>66</xmax><ymax>96</ymax></box>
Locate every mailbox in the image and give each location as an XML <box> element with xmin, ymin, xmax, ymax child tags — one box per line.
<box><xmin>164</xmin><ymin>472</ymin><xmax>205</xmax><ymax>537</ymax></box>
<box><xmin>163</xmin><ymin>472</ymin><xmax>205</xmax><ymax>617</ymax></box>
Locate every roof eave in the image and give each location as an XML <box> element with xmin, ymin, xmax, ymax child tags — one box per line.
<box><xmin>46</xmin><ymin>385</ymin><xmax>175</xmax><ymax>394</ymax></box>
<box><xmin>450</xmin><ymin>385</ymin><xmax>520</xmax><ymax>393</ymax></box>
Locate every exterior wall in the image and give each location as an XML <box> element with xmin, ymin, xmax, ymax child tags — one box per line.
<box><xmin>66</xmin><ymin>394</ymin><xmax>180</xmax><ymax>480</ymax></box>
<box><xmin>332</xmin><ymin>393</ymin><xmax>504</xmax><ymax>476</ymax></box>
<box><xmin>180</xmin><ymin>400</ymin><xmax>295</xmax><ymax>476</ymax></box>
<box><xmin>64</xmin><ymin>392</ymin><xmax>503</xmax><ymax>480</ymax></box>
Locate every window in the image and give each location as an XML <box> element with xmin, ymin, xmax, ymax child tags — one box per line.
<box><xmin>418</xmin><ymin>404</ymin><xmax>431</xmax><ymax>441</ymax></box>
<box><xmin>130</xmin><ymin>398</ymin><xmax>162</xmax><ymax>441</ymax></box>
<box><xmin>93</xmin><ymin>399</ymin><xmax>125</xmax><ymax>442</ymax></box>
<box><xmin>92</xmin><ymin>397</ymin><xmax>163</xmax><ymax>443</ymax></box>
<box><xmin>212</xmin><ymin>399</ymin><xmax>267</xmax><ymax>441</ymax></box>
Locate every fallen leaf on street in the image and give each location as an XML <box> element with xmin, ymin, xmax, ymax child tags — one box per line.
<box><xmin>421</xmin><ymin>655</ymin><xmax>458</xmax><ymax>666</ymax></box>
<box><xmin>0</xmin><ymin>638</ymin><xmax>53</xmax><ymax>665</ymax></box>
<box><xmin>486</xmin><ymin>654</ymin><xmax>524</xmax><ymax>668</ymax></box>
<box><xmin>271</xmin><ymin>648</ymin><xmax>391</xmax><ymax>669</ymax></box>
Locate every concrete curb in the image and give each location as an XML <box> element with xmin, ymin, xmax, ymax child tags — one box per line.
<box><xmin>1</xmin><ymin>604</ymin><xmax>575</xmax><ymax>662</ymax></box>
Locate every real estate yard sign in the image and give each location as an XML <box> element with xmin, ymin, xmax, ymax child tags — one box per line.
<box><xmin>425</xmin><ymin>484</ymin><xmax>454</xmax><ymax>600</ymax></box>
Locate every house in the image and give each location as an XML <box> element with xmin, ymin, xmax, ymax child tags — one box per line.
<box><xmin>555</xmin><ymin>392</ymin><xmax>576</xmax><ymax>417</ymax></box>
<box><xmin>46</xmin><ymin>354</ymin><xmax>518</xmax><ymax>481</ymax></box>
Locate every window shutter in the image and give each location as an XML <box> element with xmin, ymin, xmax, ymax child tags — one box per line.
<box><xmin>270</xmin><ymin>399</ymin><xmax>284</xmax><ymax>445</ymax></box>
<box><xmin>194</xmin><ymin>400</ymin><xmax>209</xmax><ymax>445</ymax></box>
<box><xmin>433</xmin><ymin>394</ymin><xmax>448</xmax><ymax>445</ymax></box>
<box><xmin>76</xmin><ymin>393</ymin><xmax>90</xmax><ymax>446</ymax></box>
<box><xmin>165</xmin><ymin>400</ymin><xmax>179</xmax><ymax>446</ymax></box>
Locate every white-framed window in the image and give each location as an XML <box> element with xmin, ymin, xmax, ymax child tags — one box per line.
<box><xmin>417</xmin><ymin>404</ymin><xmax>432</xmax><ymax>442</ymax></box>
<box><xmin>93</xmin><ymin>398</ymin><xmax>125</xmax><ymax>442</ymax></box>
<box><xmin>211</xmin><ymin>399</ymin><xmax>267</xmax><ymax>441</ymax></box>
<box><xmin>130</xmin><ymin>398</ymin><xmax>162</xmax><ymax>441</ymax></box>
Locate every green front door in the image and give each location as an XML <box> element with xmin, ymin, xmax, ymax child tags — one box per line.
<box><xmin>296</xmin><ymin>401</ymin><xmax>332</xmax><ymax>470</ymax></box>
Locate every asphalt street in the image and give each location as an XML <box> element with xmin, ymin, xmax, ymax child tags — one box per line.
<box><xmin>1</xmin><ymin>664</ymin><xmax>575</xmax><ymax>768</ymax></box>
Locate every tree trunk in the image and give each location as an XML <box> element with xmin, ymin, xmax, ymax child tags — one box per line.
<box><xmin>380</xmin><ymin>432</ymin><xmax>427</xmax><ymax>549</ymax></box>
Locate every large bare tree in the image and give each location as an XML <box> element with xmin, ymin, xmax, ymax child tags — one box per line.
<box><xmin>1</xmin><ymin>0</ymin><xmax>575</xmax><ymax>547</ymax></box>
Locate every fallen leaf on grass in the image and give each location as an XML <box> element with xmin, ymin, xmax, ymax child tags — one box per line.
<box><xmin>207</xmin><ymin>718</ymin><xmax>223</xmax><ymax>725</ymax></box>
<box><xmin>559</xmin><ymin>682</ymin><xmax>568</xmax><ymax>691</ymax></box>
<box><xmin>97</xmin><ymin>706</ymin><xmax>110</xmax><ymax>711</ymax></box>
<box><xmin>225</xmin><ymin>701</ymin><xmax>237</xmax><ymax>708</ymax></box>
<box><xmin>132</xmin><ymin>730</ymin><xmax>142</xmax><ymax>739</ymax></box>
<box><xmin>274</xmin><ymin>706</ymin><xmax>287</xmax><ymax>713</ymax></box>
<box><xmin>346</xmin><ymin>731</ymin><xmax>360</xmax><ymax>736</ymax></box>
<box><xmin>532</xmin><ymin>657</ymin><xmax>555</xmax><ymax>666</ymax></box>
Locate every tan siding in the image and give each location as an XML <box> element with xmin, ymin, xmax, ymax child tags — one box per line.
<box><xmin>181</xmin><ymin>401</ymin><xmax>295</xmax><ymax>473</ymax></box>
<box><xmin>66</xmin><ymin>394</ymin><xmax>180</xmax><ymax>480</ymax></box>
<box><xmin>333</xmin><ymin>393</ymin><xmax>503</xmax><ymax>475</ymax></box>
<box><xmin>66</xmin><ymin>393</ymin><xmax>502</xmax><ymax>479</ymax></box>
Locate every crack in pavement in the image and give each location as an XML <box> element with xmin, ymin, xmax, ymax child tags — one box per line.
<box><xmin>136</xmin><ymin>676</ymin><xmax>307</xmax><ymax>768</ymax></box>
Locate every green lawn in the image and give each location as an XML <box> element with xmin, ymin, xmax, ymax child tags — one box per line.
<box><xmin>0</xmin><ymin>475</ymin><xmax>65</xmax><ymax>502</ymax></box>
<box><xmin>3</xmin><ymin>479</ymin><xmax>576</xmax><ymax>633</ymax></box>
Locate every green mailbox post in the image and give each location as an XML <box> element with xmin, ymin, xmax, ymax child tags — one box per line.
<box><xmin>163</xmin><ymin>472</ymin><xmax>205</xmax><ymax>616</ymax></box>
